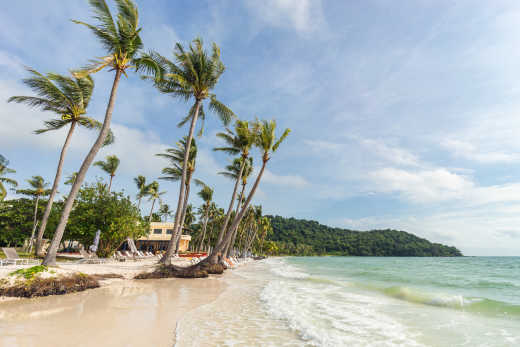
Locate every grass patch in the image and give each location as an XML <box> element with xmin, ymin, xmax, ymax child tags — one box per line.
<box><xmin>9</xmin><ymin>265</ymin><xmax>48</xmax><ymax>279</ymax></box>
<box><xmin>0</xmin><ymin>274</ymin><xmax>99</xmax><ymax>298</ymax></box>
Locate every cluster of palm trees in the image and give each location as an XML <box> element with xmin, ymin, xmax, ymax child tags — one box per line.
<box><xmin>5</xmin><ymin>0</ymin><xmax>289</xmax><ymax>267</ymax></box>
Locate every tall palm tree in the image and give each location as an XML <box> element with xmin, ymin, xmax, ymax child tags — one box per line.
<box><xmin>8</xmin><ymin>69</ymin><xmax>114</xmax><ymax>256</ymax></box>
<box><xmin>156</xmin><ymin>137</ymin><xmax>202</xmax><ymax>254</ymax></box>
<box><xmin>213</xmin><ymin>120</ymin><xmax>256</xmax><ymax>247</ymax></box>
<box><xmin>16</xmin><ymin>176</ymin><xmax>51</xmax><ymax>252</ymax></box>
<box><xmin>94</xmin><ymin>154</ymin><xmax>120</xmax><ymax>192</ymax></box>
<box><xmin>197</xmin><ymin>184</ymin><xmax>213</xmax><ymax>251</ymax></box>
<box><xmin>0</xmin><ymin>155</ymin><xmax>17</xmax><ymax>201</ymax></box>
<box><xmin>134</xmin><ymin>175</ymin><xmax>147</xmax><ymax>210</ymax></box>
<box><xmin>158</xmin><ymin>203</ymin><xmax>173</xmax><ymax>222</ymax></box>
<box><xmin>206</xmin><ymin>120</ymin><xmax>290</xmax><ymax>264</ymax></box>
<box><xmin>224</xmin><ymin>157</ymin><xmax>253</xmax><ymax>257</ymax></box>
<box><xmin>43</xmin><ymin>0</ymin><xmax>159</xmax><ymax>265</ymax></box>
<box><xmin>64</xmin><ymin>172</ymin><xmax>78</xmax><ymax>186</ymax></box>
<box><xmin>144</xmin><ymin>38</ymin><xmax>235</xmax><ymax>263</ymax></box>
<box><xmin>147</xmin><ymin>181</ymin><xmax>165</xmax><ymax>223</ymax></box>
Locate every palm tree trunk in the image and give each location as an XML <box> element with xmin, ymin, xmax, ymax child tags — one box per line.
<box><xmin>28</xmin><ymin>194</ymin><xmax>40</xmax><ymax>252</ymax></box>
<box><xmin>43</xmin><ymin>69</ymin><xmax>123</xmax><ymax>266</ymax></box>
<box><xmin>174</xmin><ymin>181</ymin><xmax>190</xmax><ymax>253</ymax></box>
<box><xmin>207</xmin><ymin>159</ymin><xmax>267</xmax><ymax>264</ymax></box>
<box><xmin>108</xmin><ymin>175</ymin><xmax>113</xmax><ymax>192</ymax></box>
<box><xmin>198</xmin><ymin>202</ymin><xmax>210</xmax><ymax>252</ymax></box>
<box><xmin>148</xmin><ymin>198</ymin><xmax>157</xmax><ymax>223</ymax></box>
<box><xmin>161</xmin><ymin>100</ymin><xmax>201</xmax><ymax>264</ymax></box>
<box><xmin>224</xmin><ymin>183</ymin><xmax>246</xmax><ymax>257</ymax></box>
<box><xmin>215</xmin><ymin>160</ymin><xmax>245</xmax><ymax>247</ymax></box>
<box><xmin>35</xmin><ymin>122</ymin><xmax>76</xmax><ymax>256</ymax></box>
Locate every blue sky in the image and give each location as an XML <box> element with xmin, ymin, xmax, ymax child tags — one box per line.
<box><xmin>2</xmin><ymin>0</ymin><xmax>520</xmax><ymax>255</ymax></box>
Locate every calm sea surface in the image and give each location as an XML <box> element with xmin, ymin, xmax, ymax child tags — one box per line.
<box><xmin>178</xmin><ymin>256</ymin><xmax>520</xmax><ymax>346</ymax></box>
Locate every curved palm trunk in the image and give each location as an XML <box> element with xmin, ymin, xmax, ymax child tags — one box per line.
<box><xmin>43</xmin><ymin>69</ymin><xmax>123</xmax><ymax>266</ymax></box>
<box><xmin>224</xmin><ymin>183</ymin><xmax>246</xmax><ymax>257</ymax></box>
<box><xmin>28</xmin><ymin>194</ymin><xmax>40</xmax><ymax>252</ymax></box>
<box><xmin>161</xmin><ymin>100</ymin><xmax>201</xmax><ymax>264</ymax></box>
<box><xmin>148</xmin><ymin>198</ymin><xmax>157</xmax><ymax>223</ymax></box>
<box><xmin>174</xmin><ymin>181</ymin><xmax>190</xmax><ymax>253</ymax></box>
<box><xmin>207</xmin><ymin>159</ymin><xmax>267</xmax><ymax>264</ymax></box>
<box><xmin>198</xmin><ymin>202</ymin><xmax>210</xmax><ymax>252</ymax></box>
<box><xmin>35</xmin><ymin>122</ymin><xmax>76</xmax><ymax>256</ymax></box>
<box><xmin>215</xmin><ymin>161</ymin><xmax>245</xmax><ymax>247</ymax></box>
<box><xmin>108</xmin><ymin>175</ymin><xmax>114</xmax><ymax>192</ymax></box>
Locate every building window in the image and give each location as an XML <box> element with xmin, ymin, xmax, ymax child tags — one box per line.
<box><xmin>166</xmin><ymin>229</ymin><xmax>173</xmax><ymax>234</ymax></box>
<box><xmin>153</xmin><ymin>229</ymin><xmax>162</xmax><ymax>234</ymax></box>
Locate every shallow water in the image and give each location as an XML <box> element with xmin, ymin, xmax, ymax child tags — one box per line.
<box><xmin>178</xmin><ymin>257</ymin><xmax>520</xmax><ymax>346</ymax></box>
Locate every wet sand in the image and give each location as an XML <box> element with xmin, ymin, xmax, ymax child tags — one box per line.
<box><xmin>0</xmin><ymin>276</ymin><xmax>226</xmax><ymax>347</ymax></box>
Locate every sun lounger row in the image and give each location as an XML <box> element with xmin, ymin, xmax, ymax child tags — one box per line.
<box><xmin>114</xmin><ymin>250</ymin><xmax>158</xmax><ymax>261</ymax></box>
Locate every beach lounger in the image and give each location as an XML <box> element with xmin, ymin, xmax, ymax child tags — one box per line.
<box><xmin>1</xmin><ymin>247</ymin><xmax>38</xmax><ymax>265</ymax></box>
<box><xmin>78</xmin><ymin>249</ymin><xmax>108</xmax><ymax>264</ymax></box>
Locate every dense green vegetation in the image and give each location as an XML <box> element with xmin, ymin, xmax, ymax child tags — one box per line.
<box><xmin>266</xmin><ymin>216</ymin><xmax>462</xmax><ymax>257</ymax></box>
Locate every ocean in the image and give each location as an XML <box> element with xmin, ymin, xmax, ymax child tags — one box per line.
<box><xmin>177</xmin><ymin>256</ymin><xmax>520</xmax><ymax>346</ymax></box>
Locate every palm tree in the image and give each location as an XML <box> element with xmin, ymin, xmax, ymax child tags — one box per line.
<box><xmin>213</xmin><ymin>120</ymin><xmax>256</xmax><ymax>248</ymax></box>
<box><xmin>64</xmin><ymin>172</ymin><xmax>78</xmax><ymax>186</ymax></box>
<box><xmin>158</xmin><ymin>203</ymin><xmax>173</xmax><ymax>222</ymax></box>
<box><xmin>206</xmin><ymin>120</ymin><xmax>290</xmax><ymax>264</ymax></box>
<box><xmin>147</xmin><ymin>181</ymin><xmax>165</xmax><ymax>223</ymax></box>
<box><xmin>197</xmin><ymin>184</ymin><xmax>213</xmax><ymax>251</ymax></box>
<box><xmin>16</xmin><ymin>176</ymin><xmax>51</xmax><ymax>252</ymax></box>
<box><xmin>0</xmin><ymin>155</ymin><xmax>17</xmax><ymax>201</ymax></box>
<box><xmin>94</xmin><ymin>154</ymin><xmax>120</xmax><ymax>192</ymax></box>
<box><xmin>156</xmin><ymin>137</ymin><xmax>202</xmax><ymax>254</ymax></box>
<box><xmin>134</xmin><ymin>175</ymin><xmax>147</xmax><ymax>209</ymax></box>
<box><xmin>144</xmin><ymin>38</ymin><xmax>235</xmax><ymax>263</ymax></box>
<box><xmin>43</xmin><ymin>0</ymin><xmax>160</xmax><ymax>265</ymax></box>
<box><xmin>224</xmin><ymin>157</ymin><xmax>253</xmax><ymax>257</ymax></box>
<box><xmin>8</xmin><ymin>69</ymin><xmax>114</xmax><ymax>256</ymax></box>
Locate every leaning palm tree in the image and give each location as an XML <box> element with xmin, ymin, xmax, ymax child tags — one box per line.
<box><xmin>156</xmin><ymin>137</ymin><xmax>202</xmax><ymax>254</ymax></box>
<box><xmin>197</xmin><ymin>184</ymin><xmax>213</xmax><ymax>251</ymax></box>
<box><xmin>213</xmin><ymin>120</ymin><xmax>256</xmax><ymax>247</ymax></box>
<box><xmin>224</xmin><ymin>157</ymin><xmax>253</xmax><ymax>258</ymax></box>
<box><xmin>206</xmin><ymin>119</ymin><xmax>290</xmax><ymax>265</ymax></box>
<box><xmin>94</xmin><ymin>154</ymin><xmax>120</xmax><ymax>192</ymax></box>
<box><xmin>134</xmin><ymin>175</ymin><xmax>147</xmax><ymax>210</ymax></box>
<box><xmin>144</xmin><ymin>38</ymin><xmax>235</xmax><ymax>263</ymax></box>
<box><xmin>43</xmin><ymin>0</ymin><xmax>159</xmax><ymax>265</ymax></box>
<box><xmin>8</xmin><ymin>69</ymin><xmax>114</xmax><ymax>256</ymax></box>
<box><xmin>147</xmin><ymin>181</ymin><xmax>165</xmax><ymax>223</ymax></box>
<box><xmin>0</xmin><ymin>155</ymin><xmax>17</xmax><ymax>201</ymax></box>
<box><xmin>16</xmin><ymin>176</ymin><xmax>51</xmax><ymax>252</ymax></box>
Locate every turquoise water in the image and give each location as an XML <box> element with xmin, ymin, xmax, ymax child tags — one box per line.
<box><xmin>177</xmin><ymin>257</ymin><xmax>520</xmax><ymax>346</ymax></box>
<box><xmin>261</xmin><ymin>257</ymin><xmax>520</xmax><ymax>346</ymax></box>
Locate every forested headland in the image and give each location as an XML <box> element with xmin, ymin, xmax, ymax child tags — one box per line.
<box><xmin>265</xmin><ymin>215</ymin><xmax>462</xmax><ymax>257</ymax></box>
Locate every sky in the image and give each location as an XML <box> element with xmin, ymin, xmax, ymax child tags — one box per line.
<box><xmin>2</xmin><ymin>0</ymin><xmax>520</xmax><ymax>256</ymax></box>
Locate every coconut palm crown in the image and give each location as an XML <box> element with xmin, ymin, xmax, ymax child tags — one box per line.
<box><xmin>94</xmin><ymin>154</ymin><xmax>120</xmax><ymax>191</ymax></box>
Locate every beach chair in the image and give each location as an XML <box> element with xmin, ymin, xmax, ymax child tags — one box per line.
<box><xmin>78</xmin><ymin>249</ymin><xmax>107</xmax><ymax>264</ymax></box>
<box><xmin>1</xmin><ymin>247</ymin><xmax>37</xmax><ymax>265</ymax></box>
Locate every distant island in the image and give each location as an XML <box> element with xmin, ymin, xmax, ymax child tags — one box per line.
<box><xmin>266</xmin><ymin>216</ymin><xmax>462</xmax><ymax>257</ymax></box>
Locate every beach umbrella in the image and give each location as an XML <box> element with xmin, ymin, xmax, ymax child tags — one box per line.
<box><xmin>89</xmin><ymin>230</ymin><xmax>101</xmax><ymax>252</ymax></box>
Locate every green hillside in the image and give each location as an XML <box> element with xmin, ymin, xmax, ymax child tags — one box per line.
<box><xmin>266</xmin><ymin>215</ymin><xmax>462</xmax><ymax>257</ymax></box>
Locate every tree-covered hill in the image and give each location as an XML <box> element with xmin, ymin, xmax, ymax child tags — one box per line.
<box><xmin>266</xmin><ymin>215</ymin><xmax>462</xmax><ymax>257</ymax></box>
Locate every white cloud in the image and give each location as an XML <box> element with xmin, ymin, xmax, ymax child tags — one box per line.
<box><xmin>244</xmin><ymin>0</ymin><xmax>326</xmax><ymax>33</ymax></box>
<box><xmin>360</xmin><ymin>139</ymin><xmax>420</xmax><ymax>167</ymax></box>
<box><xmin>261</xmin><ymin>169</ymin><xmax>309</xmax><ymax>188</ymax></box>
<box><xmin>441</xmin><ymin>138</ymin><xmax>519</xmax><ymax>163</ymax></box>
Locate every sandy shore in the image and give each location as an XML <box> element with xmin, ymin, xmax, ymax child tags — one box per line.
<box><xmin>0</xmin><ymin>258</ymin><xmax>232</xmax><ymax>347</ymax></box>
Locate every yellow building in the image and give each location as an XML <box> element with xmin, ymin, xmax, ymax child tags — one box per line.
<box><xmin>136</xmin><ymin>222</ymin><xmax>191</xmax><ymax>252</ymax></box>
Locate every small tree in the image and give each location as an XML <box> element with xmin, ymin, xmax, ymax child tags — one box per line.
<box><xmin>67</xmin><ymin>181</ymin><xmax>148</xmax><ymax>257</ymax></box>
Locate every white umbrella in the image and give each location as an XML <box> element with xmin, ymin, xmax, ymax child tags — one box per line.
<box><xmin>89</xmin><ymin>230</ymin><xmax>101</xmax><ymax>253</ymax></box>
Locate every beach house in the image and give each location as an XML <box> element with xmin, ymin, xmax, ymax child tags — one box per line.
<box><xmin>135</xmin><ymin>222</ymin><xmax>191</xmax><ymax>252</ymax></box>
